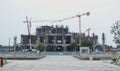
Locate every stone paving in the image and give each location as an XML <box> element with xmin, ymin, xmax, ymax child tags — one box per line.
<box><xmin>0</xmin><ymin>55</ymin><xmax>120</xmax><ymax>71</ymax></box>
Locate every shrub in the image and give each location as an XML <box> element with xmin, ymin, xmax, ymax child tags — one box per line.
<box><xmin>112</xmin><ymin>56</ymin><xmax>119</xmax><ymax>62</ymax></box>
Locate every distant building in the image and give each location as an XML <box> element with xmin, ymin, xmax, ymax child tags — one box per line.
<box><xmin>20</xmin><ymin>25</ymin><xmax>98</xmax><ymax>52</ymax></box>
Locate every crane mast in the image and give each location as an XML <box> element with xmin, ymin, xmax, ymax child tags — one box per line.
<box><xmin>24</xmin><ymin>16</ymin><xmax>32</xmax><ymax>51</ymax></box>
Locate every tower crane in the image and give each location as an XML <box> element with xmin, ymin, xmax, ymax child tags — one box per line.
<box><xmin>54</xmin><ymin>12</ymin><xmax>90</xmax><ymax>44</ymax></box>
<box><xmin>23</xmin><ymin>11</ymin><xmax>90</xmax><ymax>48</ymax></box>
<box><xmin>23</xmin><ymin>16</ymin><xmax>32</xmax><ymax>51</ymax></box>
<box><xmin>23</xmin><ymin>16</ymin><xmax>59</xmax><ymax>51</ymax></box>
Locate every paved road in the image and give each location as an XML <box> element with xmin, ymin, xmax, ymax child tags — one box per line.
<box><xmin>0</xmin><ymin>55</ymin><xmax>120</xmax><ymax>71</ymax></box>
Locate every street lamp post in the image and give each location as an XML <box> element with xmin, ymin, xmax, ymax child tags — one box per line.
<box><xmin>76</xmin><ymin>12</ymin><xmax>90</xmax><ymax>45</ymax></box>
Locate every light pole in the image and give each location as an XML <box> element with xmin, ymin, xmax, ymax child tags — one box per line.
<box><xmin>13</xmin><ymin>36</ymin><xmax>17</xmax><ymax>53</ymax></box>
<box><xmin>102</xmin><ymin>33</ymin><xmax>105</xmax><ymax>53</ymax></box>
<box><xmin>76</xmin><ymin>12</ymin><xmax>90</xmax><ymax>45</ymax></box>
<box><xmin>9</xmin><ymin>37</ymin><xmax>10</xmax><ymax>52</ymax></box>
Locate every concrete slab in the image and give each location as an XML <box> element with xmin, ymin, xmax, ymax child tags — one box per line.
<box><xmin>0</xmin><ymin>55</ymin><xmax>120</xmax><ymax>71</ymax></box>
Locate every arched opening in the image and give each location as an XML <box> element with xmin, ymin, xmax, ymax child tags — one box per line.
<box><xmin>46</xmin><ymin>45</ymin><xmax>55</xmax><ymax>52</ymax></box>
<box><xmin>66</xmin><ymin>44</ymin><xmax>79</xmax><ymax>52</ymax></box>
<box><xmin>56</xmin><ymin>46</ymin><xmax>63</xmax><ymax>52</ymax></box>
<box><xmin>66</xmin><ymin>46</ymin><xmax>73</xmax><ymax>51</ymax></box>
<box><xmin>94</xmin><ymin>44</ymin><xmax>104</xmax><ymax>53</ymax></box>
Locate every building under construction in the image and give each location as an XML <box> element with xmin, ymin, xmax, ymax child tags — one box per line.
<box><xmin>20</xmin><ymin>25</ymin><xmax>98</xmax><ymax>52</ymax></box>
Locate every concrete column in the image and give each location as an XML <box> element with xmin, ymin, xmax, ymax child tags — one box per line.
<box><xmin>37</xmin><ymin>36</ymin><xmax>40</xmax><ymax>43</ymax></box>
<box><xmin>21</xmin><ymin>37</ymin><xmax>23</xmax><ymax>44</ymax></box>
<box><xmin>45</xmin><ymin>34</ymin><xmax>48</xmax><ymax>45</ymax></box>
<box><xmin>14</xmin><ymin>36</ymin><xmax>17</xmax><ymax>52</ymax></box>
<box><xmin>54</xmin><ymin>35</ymin><xmax>56</xmax><ymax>44</ymax></box>
<box><xmin>93</xmin><ymin>40</ymin><xmax>96</xmax><ymax>54</ymax></box>
<box><xmin>71</xmin><ymin>35</ymin><xmax>73</xmax><ymax>43</ymax></box>
<box><xmin>62</xmin><ymin>34</ymin><xmax>64</xmax><ymax>44</ymax></box>
<box><xmin>54</xmin><ymin>35</ymin><xmax>57</xmax><ymax>52</ymax></box>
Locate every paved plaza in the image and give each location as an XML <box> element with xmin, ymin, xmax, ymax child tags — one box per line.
<box><xmin>0</xmin><ymin>55</ymin><xmax>120</xmax><ymax>71</ymax></box>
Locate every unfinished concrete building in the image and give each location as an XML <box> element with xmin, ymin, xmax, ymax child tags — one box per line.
<box><xmin>21</xmin><ymin>25</ymin><xmax>98</xmax><ymax>52</ymax></box>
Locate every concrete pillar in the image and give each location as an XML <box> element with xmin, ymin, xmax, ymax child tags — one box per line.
<box><xmin>37</xmin><ymin>36</ymin><xmax>40</xmax><ymax>43</ymax></box>
<box><xmin>14</xmin><ymin>36</ymin><xmax>17</xmax><ymax>52</ymax></box>
<box><xmin>46</xmin><ymin>34</ymin><xmax>48</xmax><ymax>45</ymax></box>
<box><xmin>71</xmin><ymin>35</ymin><xmax>74</xmax><ymax>43</ymax></box>
<box><xmin>54</xmin><ymin>35</ymin><xmax>57</xmax><ymax>52</ymax></box>
<box><xmin>54</xmin><ymin>35</ymin><xmax>56</xmax><ymax>44</ymax></box>
<box><xmin>21</xmin><ymin>36</ymin><xmax>23</xmax><ymax>44</ymax></box>
<box><xmin>63</xmin><ymin>40</ymin><xmax>66</xmax><ymax>52</ymax></box>
<box><xmin>43</xmin><ymin>34</ymin><xmax>48</xmax><ymax>46</ymax></box>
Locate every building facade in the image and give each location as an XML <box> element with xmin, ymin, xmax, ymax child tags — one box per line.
<box><xmin>21</xmin><ymin>25</ymin><xmax>98</xmax><ymax>52</ymax></box>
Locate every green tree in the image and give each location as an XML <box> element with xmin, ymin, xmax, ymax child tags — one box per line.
<box><xmin>0</xmin><ymin>45</ymin><xmax>2</xmax><ymax>47</ymax></box>
<box><xmin>70</xmin><ymin>42</ymin><xmax>77</xmax><ymax>51</ymax></box>
<box><xmin>111</xmin><ymin>20</ymin><xmax>120</xmax><ymax>44</ymax></box>
<box><xmin>35</xmin><ymin>43</ymin><xmax>46</xmax><ymax>53</ymax></box>
<box><xmin>117</xmin><ymin>45</ymin><xmax>120</xmax><ymax>49</ymax></box>
<box><xmin>81</xmin><ymin>39</ymin><xmax>93</xmax><ymax>49</ymax></box>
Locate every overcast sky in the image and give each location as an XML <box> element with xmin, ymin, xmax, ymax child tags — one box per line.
<box><xmin>0</xmin><ymin>0</ymin><xmax>120</xmax><ymax>47</ymax></box>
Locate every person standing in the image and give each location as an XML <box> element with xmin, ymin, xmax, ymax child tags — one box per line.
<box><xmin>0</xmin><ymin>57</ymin><xmax>4</xmax><ymax>67</ymax></box>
